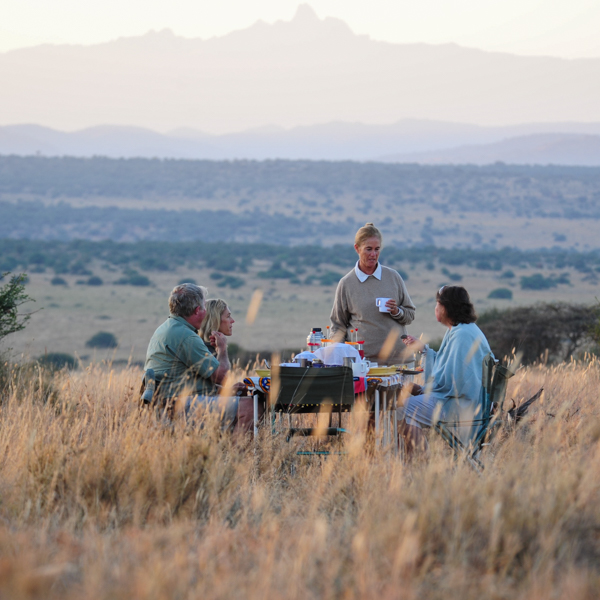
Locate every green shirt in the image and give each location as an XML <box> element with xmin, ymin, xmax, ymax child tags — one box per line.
<box><xmin>144</xmin><ymin>314</ymin><xmax>219</xmax><ymax>398</ymax></box>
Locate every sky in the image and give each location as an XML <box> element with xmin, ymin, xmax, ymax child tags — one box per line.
<box><xmin>2</xmin><ymin>0</ymin><xmax>600</xmax><ymax>58</ymax></box>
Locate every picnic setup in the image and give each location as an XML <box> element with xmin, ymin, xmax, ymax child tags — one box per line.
<box><xmin>140</xmin><ymin>223</ymin><xmax>542</xmax><ymax>470</ymax></box>
<box><xmin>240</xmin><ymin>329</ymin><xmax>539</xmax><ymax>471</ymax></box>
<box><xmin>243</xmin><ymin>331</ymin><xmax>413</xmax><ymax>450</ymax></box>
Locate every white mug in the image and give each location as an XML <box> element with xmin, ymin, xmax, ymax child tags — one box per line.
<box><xmin>352</xmin><ymin>361</ymin><xmax>368</xmax><ymax>377</ymax></box>
<box><xmin>375</xmin><ymin>297</ymin><xmax>392</xmax><ymax>313</ymax></box>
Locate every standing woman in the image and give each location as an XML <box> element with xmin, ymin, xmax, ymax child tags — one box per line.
<box><xmin>330</xmin><ymin>223</ymin><xmax>416</xmax><ymax>365</ymax></box>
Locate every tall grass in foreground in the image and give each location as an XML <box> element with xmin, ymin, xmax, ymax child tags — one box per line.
<box><xmin>0</xmin><ymin>359</ymin><xmax>599</xmax><ymax>599</ymax></box>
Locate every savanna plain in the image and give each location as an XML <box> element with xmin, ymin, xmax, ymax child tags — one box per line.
<box><xmin>0</xmin><ymin>356</ymin><xmax>599</xmax><ymax>599</ymax></box>
<box><xmin>3</xmin><ymin>158</ymin><xmax>600</xmax><ymax>598</ymax></box>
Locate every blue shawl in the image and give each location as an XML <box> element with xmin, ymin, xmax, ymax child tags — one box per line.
<box><xmin>423</xmin><ymin>323</ymin><xmax>492</xmax><ymax>431</ymax></box>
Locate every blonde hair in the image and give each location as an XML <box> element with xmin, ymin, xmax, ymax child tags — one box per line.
<box><xmin>354</xmin><ymin>222</ymin><xmax>382</xmax><ymax>248</ymax></box>
<box><xmin>198</xmin><ymin>298</ymin><xmax>229</xmax><ymax>344</ymax></box>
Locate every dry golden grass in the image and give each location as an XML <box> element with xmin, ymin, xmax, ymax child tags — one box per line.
<box><xmin>0</xmin><ymin>359</ymin><xmax>599</xmax><ymax>599</ymax></box>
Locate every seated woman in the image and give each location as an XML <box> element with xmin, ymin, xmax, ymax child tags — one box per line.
<box><xmin>199</xmin><ymin>299</ymin><xmax>235</xmax><ymax>356</ymax></box>
<box><xmin>398</xmin><ymin>285</ymin><xmax>493</xmax><ymax>457</ymax></box>
<box><xmin>197</xmin><ymin>298</ymin><xmax>258</xmax><ymax>432</ymax></box>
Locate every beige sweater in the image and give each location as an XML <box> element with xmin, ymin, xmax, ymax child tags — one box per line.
<box><xmin>330</xmin><ymin>266</ymin><xmax>416</xmax><ymax>365</ymax></box>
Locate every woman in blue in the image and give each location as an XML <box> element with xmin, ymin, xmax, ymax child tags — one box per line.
<box><xmin>399</xmin><ymin>285</ymin><xmax>493</xmax><ymax>457</ymax></box>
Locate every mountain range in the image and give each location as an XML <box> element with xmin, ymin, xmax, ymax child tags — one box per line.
<box><xmin>3</xmin><ymin>121</ymin><xmax>600</xmax><ymax>164</ymax></box>
<box><xmin>2</xmin><ymin>4</ymin><xmax>600</xmax><ymax>134</ymax></box>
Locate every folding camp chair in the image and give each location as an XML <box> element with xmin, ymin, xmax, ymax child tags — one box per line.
<box><xmin>434</xmin><ymin>353</ymin><xmax>515</xmax><ymax>473</ymax></box>
<box><xmin>271</xmin><ymin>366</ymin><xmax>355</xmax><ymax>454</ymax></box>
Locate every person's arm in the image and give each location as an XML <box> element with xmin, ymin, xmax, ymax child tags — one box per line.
<box><xmin>210</xmin><ymin>331</ymin><xmax>230</xmax><ymax>385</ymax></box>
<box><xmin>403</xmin><ymin>334</ymin><xmax>437</xmax><ymax>386</ymax></box>
<box><xmin>330</xmin><ymin>280</ymin><xmax>350</xmax><ymax>342</ymax></box>
<box><xmin>386</xmin><ymin>274</ymin><xmax>416</xmax><ymax>324</ymax></box>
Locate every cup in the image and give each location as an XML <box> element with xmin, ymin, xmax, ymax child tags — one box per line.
<box><xmin>375</xmin><ymin>297</ymin><xmax>392</xmax><ymax>313</ymax></box>
<box><xmin>352</xmin><ymin>360</ymin><xmax>368</xmax><ymax>377</ymax></box>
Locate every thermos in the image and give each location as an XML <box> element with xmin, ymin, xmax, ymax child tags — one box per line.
<box><xmin>306</xmin><ymin>327</ymin><xmax>324</xmax><ymax>351</ymax></box>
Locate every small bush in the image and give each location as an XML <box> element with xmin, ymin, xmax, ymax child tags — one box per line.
<box><xmin>475</xmin><ymin>260</ymin><xmax>502</xmax><ymax>271</ymax></box>
<box><xmin>51</xmin><ymin>277</ymin><xmax>67</xmax><ymax>286</ymax></box>
<box><xmin>178</xmin><ymin>277</ymin><xmax>197</xmax><ymax>285</ymax></box>
<box><xmin>488</xmin><ymin>288</ymin><xmax>513</xmax><ymax>300</ymax></box>
<box><xmin>478</xmin><ymin>302</ymin><xmax>600</xmax><ymax>364</ymax></box>
<box><xmin>217</xmin><ymin>275</ymin><xmax>245</xmax><ymax>289</ymax></box>
<box><xmin>86</xmin><ymin>331</ymin><xmax>118</xmax><ymax>348</ymax></box>
<box><xmin>257</xmin><ymin>263</ymin><xmax>296</xmax><ymax>280</ymax></box>
<box><xmin>520</xmin><ymin>273</ymin><xmax>557</xmax><ymax>290</ymax></box>
<box><xmin>441</xmin><ymin>268</ymin><xmax>462</xmax><ymax>282</ymax></box>
<box><xmin>87</xmin><ymin>276</ymin><xmax>103</xmax><ymax>286</ymax></box>
<box><xmin>318</xmin><ymin>271</ymin><xmax>343</xmax><ymax>286</ymax></box>
<box><xmin>114</xmin><ymin>270</ymin><xmax>151</xmax><ymax>287</ymax></box>
<box><xmin>128</xmin><ymin>274</ymin><xmax>151</xmax><ymax>287</ymax></box>
<box><xmin>37</xmin><ymin>352</ymin><xmax>77</xmax><ymax>370</ymax></box>
<box><xmin>500</xmin><ymin>270</ymin><xmax>515</xmax><ymax>279</ymax></box>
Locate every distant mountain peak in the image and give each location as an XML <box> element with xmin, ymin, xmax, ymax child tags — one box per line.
<box><xmin>293</xmin><ymin>4</ymin><xmax>319</xmax><ymax>23</ymax></box>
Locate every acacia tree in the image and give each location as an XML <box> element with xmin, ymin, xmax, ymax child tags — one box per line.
<box><xmin>0</xmin><ymin>273</ymin><xmax>34</xmax><ymax>342</ymax></box>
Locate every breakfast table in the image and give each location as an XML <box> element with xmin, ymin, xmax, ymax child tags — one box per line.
<box><xmin>244</xmin><ymin>367</ymin><xmax>418</xmax><ymax>451</ymax></box>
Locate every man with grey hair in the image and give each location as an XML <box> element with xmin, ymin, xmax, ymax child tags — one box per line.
<box><xmin>144</xmin><ymin>283</ymin><xmax>235</xmax><ymax>423</ymax></box>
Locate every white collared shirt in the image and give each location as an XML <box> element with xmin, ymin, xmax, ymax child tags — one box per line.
<box><xmin>354</xmin><ymin>261</ymin><xmax>382</xmax><ymax>283</ymax></box>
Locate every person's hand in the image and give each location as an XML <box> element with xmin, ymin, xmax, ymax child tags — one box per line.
<box><xmin>233</xmin><ymin>381</ymin><xmax>247</xmax><ymax>396</ymax></box>
<box><xmin>210</xmin><ymin>331</ymin><xmax>227</xmax><ymax>353</ymax></box>
<box><xmin>386</xmin><ymin>299</ymin><xmax>401</xmax><ymax>316</ymax></box>
<box><xmin>410</xmin><ymin>383</ymin><xmax>424</xmax><ymax>396</ymax></box>
<box><xmin>401</xmin><ymin>335</ymin><xmax>425</xmax><ymax>352</ymax></box>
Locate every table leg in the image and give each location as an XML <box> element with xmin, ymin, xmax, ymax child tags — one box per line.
<box><xmin>383</xmin><ymin>390</ymin><xmax>388</xmax><ymax>446</ymax></box>
<box><xmin>253</xmin><ymin>393</ymin><xmax>259</xmax><ymax>439</ymax></box>
<box><xmin>393</xmin><ymin>389</ymin><xmax>399</xmax><ymax>456</ymax></box>
<box><xmin>375</xmin><ymin>389</ymin><xmax>380</xmax><ymax>447</ymax></box>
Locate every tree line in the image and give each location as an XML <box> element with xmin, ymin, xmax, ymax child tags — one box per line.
<box><xmin>1</xmin><ymin>239</ymin><xmax>600</xmax><ymax>279</ymax></box>
<box><xmin>2</xmin><ymin>156</ymin><xmax>600</xmax><ymax>218</ymax></box>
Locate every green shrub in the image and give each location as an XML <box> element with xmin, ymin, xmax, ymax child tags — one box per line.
<box><xmin>478</xmin><ymin>302</ymin><xmax>600</xmax><ymax>364</ymax></box>
<box><xmin>37</xmin><ymin>352</ymin><xmax>77</xmax><ymax>370</ymax></box>
<box><xmin>488</xmin><ymin>288</ymin><xmax>513</xmax><ymax>300</ymax></box>
<box><xmin>441</xmin><ymin>267</ymin><xmax>462</xmax><ymax>281</ymax></box>
<box><xmin>500</xmin><ymin>270</ymin><xmax>515</xmax><ymax>279</ymax></box>
<box><xmin>51</xmin><ymin>276</ymin><xmax>67</xmax><ymax>286</ymax></box>
<box><xmin>520</xmin><ymin>273</ymin><xmax>557</xmax><ymax>290</ymax></box>
<box><xmin>318</xmin><ymin>271</ymin><xmax>343</xmax><ymax>286</ymax></box>
<box><xmin>0</xmin><ymin>272</ymin><xmax>33</xmax><ymax>342</ymax></box>
<box><xmin>475</xmin><ymin>260</ymin><xmax>502</xmax><ymax>271</ymax></box>
<box><xmin>86</xmin><ymin>331</ymin><xmax>118</xmax><ymax>348</ymax></box>
<box><xmin>178</xmin><ymin>277</ymin><xmax>197</xmax><ymax>285</ymax></box>
<box><xmin>257</xmin><ymin>262</ymin><xmax>296</xmax><ymax>279</ymax></box>
<box><xmin>87</xmin><ymin>276</ymin><xmax>103</xmax><ymax>286</ymax></box>
<box><xmin>129</xmin><ymin>274</ymin><xmax>151</xmax><ymax>286</ymax></box>
<box><xmin>217</xmin><ymin>276</ymin><xmax>245</xmax><ymax>289</ymax></box>
<box><xmin>114</xmin><ymin>270</ymin><xmax>151</xmax><ymax>287</ymax></box>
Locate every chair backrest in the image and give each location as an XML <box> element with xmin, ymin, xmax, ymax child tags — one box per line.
<box><xmin>274</xmin><ymin>366</ymin><xmax>355</xmax><ymax>414</ymax></box>
<box><xmin>474</xmin><ymin>353</ymin><xmax>515</xmax><ymax>442</ymax></box>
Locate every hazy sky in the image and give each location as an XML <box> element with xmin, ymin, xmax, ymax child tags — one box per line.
<box><xmin>2</xmin><ymin>0</ymin><xmax>600</xmax><ymax>58</ymax></box>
